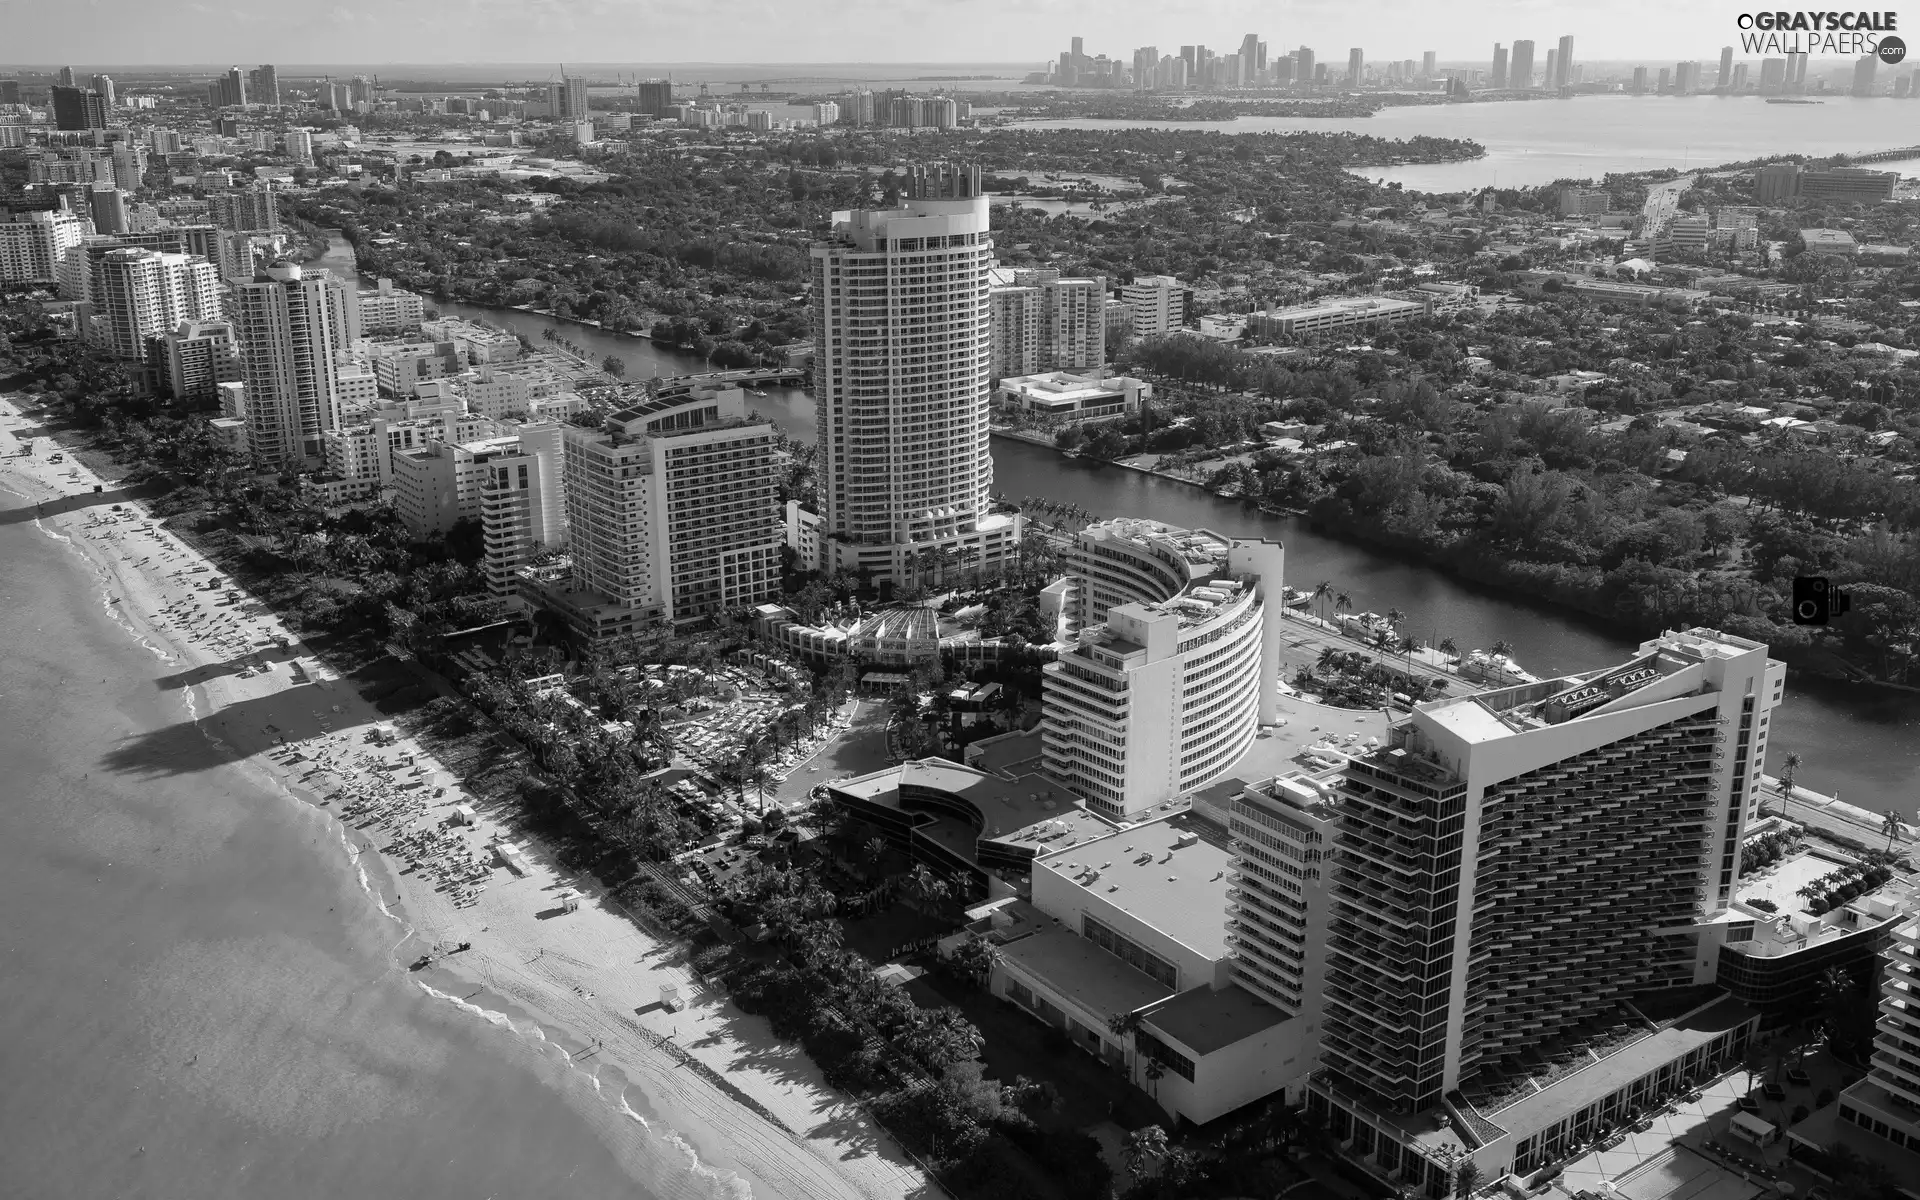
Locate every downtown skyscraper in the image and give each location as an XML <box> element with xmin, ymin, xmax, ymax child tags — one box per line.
<box><xmin>1556</xmin><ymin>34</ymin><xmax>1575</xmax><ymax>87</ymax></box>
<box><xmin>1509</xmin><ymin>39</ymin><xmax>1535</xmax><ymax>90</ymax></box>
<box><xmin>808</xmin><ymin>163</ymin><xmax>1021</xmax><ymax>586</ymax></box>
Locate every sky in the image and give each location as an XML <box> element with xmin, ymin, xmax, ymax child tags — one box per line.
<box><xmin>0</xmin><ymin>0</ymin><xmax>1861</xmax><ymax>68</ymax></box>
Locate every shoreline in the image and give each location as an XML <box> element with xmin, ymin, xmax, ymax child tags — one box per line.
<box><xmin>0</xmin><ymin>394</ymin><xmax>931</xmax><ymax>1200</ymax></box>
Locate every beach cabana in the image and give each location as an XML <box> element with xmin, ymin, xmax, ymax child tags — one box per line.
<box><xmin>1730</xmin><ymin>1110</ymin><xmax>1775</xmax><ymax>1146</ymax></box>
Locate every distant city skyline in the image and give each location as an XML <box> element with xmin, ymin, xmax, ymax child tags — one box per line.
<box><xmin>0</xmin><ymin>1</ymin><xmax>1883</xmax><ymax>66</ymax></box>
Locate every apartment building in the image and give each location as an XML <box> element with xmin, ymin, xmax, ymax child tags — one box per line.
<box><xmin>354</xmin><ymin>277</ymin><xmax>424</xmax><ymax>337</ymax></box>
<box><xmin>0</xmin><ymin>207</ymin><xmax>89</xmax><ymax>286</ymax></box>
<box><xmin>1121</xmin><ymin>275</ymin><xmax>1186</xmax><ymax>337</ymax></box>
<box><xmin>229</xmin><ymin>261</ymin><xmax>352</xmax><ymax>468</ymax></box>
<box><xmin>85</xmin><ymin>247</ymin><xmax>223</xmax><ymax>360</ymax></box>
<box><xmin>1041</xmin><ymin>520</ymin><xmax>1285</xmax><ymax>820</ymax></box>
<box><xmin>158</xmin><ymin>319</ymin><xmax>241</xmax><ymax>402</ymax></box>
<box><xmin>479</xmin><ymin>424</ymin><xmax>567</xmax><ymax>599</ymax></box>
<box><xmin>209</xmin><ymin>184</ymin><xmax>280</xmax><ymax>233</ymax></box>
<box><xmin>809</xmin><ymin>163</ymin><xmax>1022</xmax><ymax>584</ymax></box>
<box><xmin>988</xmin><ymin>269</ymin><xmax>1106</xmax><ymax>379</ymax></box>
<box><xmin>1308</xmin><ymin>628</ymin><xmax>1784</xmax><ymax>1189</ymax></box>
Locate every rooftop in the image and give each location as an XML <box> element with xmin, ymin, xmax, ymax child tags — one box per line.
<box><xmin>999</xmin><ymin>928</ymin><xmax>1175</xmax><ymax>1018</ymax></box>
<box><xmin>830</xmin><ymin>759</ymin><xmax>1115</xmax><ymax>863</ymax></box>
<box><xmin>1144</xmin><ymin>983</ymin><xmax>1290</xmax><ymax>1057</ymax></box>
<box><xmin>1036</xmin><ymin>810</ymin><xmax>1235</xmax><ymax>961</ymax></box>
<box><xmin>1487</xmin><ymin>996</ymin><xmax>1759</xmax><ymax>1138</ymax></box>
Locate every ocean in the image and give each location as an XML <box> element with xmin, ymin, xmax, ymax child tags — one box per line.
<box><xmin>0</xmin><ymin>484</ymin><xmax>684</xmax><ymax>1196</ymax></box>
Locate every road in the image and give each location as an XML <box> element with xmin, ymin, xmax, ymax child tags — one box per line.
<box><xmin>1757</xmin><ymin>777</ymin><xmax>1912</xmax><ymax>850</ymax></box>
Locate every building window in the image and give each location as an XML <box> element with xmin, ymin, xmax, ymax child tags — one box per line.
<box><xmin>1084</xmin><ymin>915</ymin><xmax>1178</xmax><ymax>989</ymax></box>
<box><xmin>1135</xmin><ymin>1031</ymin><xmax>1195</xmax><ymax>1081</ymax></box>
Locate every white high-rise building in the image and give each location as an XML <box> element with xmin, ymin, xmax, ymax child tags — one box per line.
<box><xmin>988</xmin><ymin>270</ymin><xmax>1106</xmax><ymax>379</ymax></box>
<box><xmin>85</xmin><ymin>247</ymin><xmax>223</xmax><ymax>360</ymax></box>
<box><xmin>1040</xmin><ymin>519</ymin><xmax>1285</xmax><ymax>819</ymax></box>
<box><xmin>1308</xmin><ymin>628</ymin><xmax>1785</xmax><ymax>1186</ymax></box>
<box><xmin>808</xmin><ymin>163</ymin><xmax>1021</xmax><ymax>585</ymax></box>
<box><xmin>230</xmin><ymin>262</ymin><xmax>352</xmax><ymax>468</ymax></box>
<box><xmin>480</xmin><ymin>424</ymin><xmax>567</xmax><ymax>599</ymax></box>
<box><xmin>529</xmin><ymin>384</ymin><xmax>781</xmax><ymax>644</ymax></box>
<box><xmin>355</xmin><ymin>277</ymin><xmax>424</xmax><ymax>337</ymax></box>
<box><xmin>1121</xmin><ymin>275</ymin><xmax>1185</xmax><ymax>338</ymax></box>
<box><xmin>0</xmin><ymin>208</ymin><xmax>89</xmax><ymax>286</ymax></box>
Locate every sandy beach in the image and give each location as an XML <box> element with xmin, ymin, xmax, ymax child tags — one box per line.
<box><xmin>0</xmin><ymin>393</ymin><xmax>932</xmax><ymax>1200</ymax></box>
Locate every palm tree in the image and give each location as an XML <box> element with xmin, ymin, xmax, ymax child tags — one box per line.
<box><xmin>1438</xmin><ymin>636</ymin><xmax>1459</xmax><ymax>667</ymax></box>
<box><xmin>1122</xmin><ymin>1124</ymin><xmax>1168</xmax><ymax>1182</ymax></box>
<box><xmin>1397</xmin><ymin>633</ymin><xmax>1420</xmax><ymax>686</ymax></box>
<box><xmin>1143</xmin><ymin>1055</ymin><xmax>1167</xmax><ymax>1101</ymax></box>
<box><xmin>905</xmin><ymin>862</ymin><xmax>949</xmax><ymax>910</ymax></box>
<box><xmin>1455</xmin><ymin>1160</ymin><xmax>1484</xmax><ymax>1200</ymax></box>
<box><xmin>1489</xmin><ymin>638</ymin><xmax>1514</xmax><ymax>660</ymax></box>
<box><xmin>1333</xmin><ymin>592</ymin><xmax>1353</xmax><ymax>630</ymax></box>
<box><xmin>863</xmin><ymin>835</ymin><xmax>887</xmax><ymax>868</ymax></box>
<box><xmin>1884</xmin><ymin>810</ymin><xmax>1904</xmax><ymax>850</ymax></box>
<box><xmin>1313</xmin><ymin>580</ymin><xmax>1333</xmax><ymax>623</ymax></box>
<box><xmin>1778</xmin><ymin>751</ymin><xmax>1802</xmax><ymax>821</ymax></box>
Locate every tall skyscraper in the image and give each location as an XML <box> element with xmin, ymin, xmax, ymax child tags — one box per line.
<box><xmin>86</xmin><ymin>247</ymin><xmax>223</xmax><ymax>360</ymax></box>
<box><xmin>1545</xmin><ymin>50</ymin><xmax>1559</xmax><ymax>90</ymax></box>
<box><xmin>1422</xmin><ymin>50</ymin><xmax>1437</xmax><ymax>77</ymax></box>
<box><xmin>1491</xmin><ymin>44</ymin><xmax>1508</xmax><ymax>88</ymax></box>
<box><xmin>808</xmin><ymin>163</ymin><xmax>1021</xmax><ymax>585</ymax></box>
<box><xmin>636</xmin><ymin>78</ymin><xmax>672</xmax><ymax>117</ymax></box>
<box><xmin>230</xmin><ymin>262</ymin><xmax>351</xmax><ymax>468</ymax></box>
<box><xmin>1718</xmin><ymin>46</ymin><xmax>1735</xmax><ymax>89</ymax></box>
<box><xmin>1509</xmin><ymin>40</ymin><xmax>1535</xmax><ymax>89</ymax></box>
<box><xmin>1675</xmin><ymin>61</ymin><xmax>1701</xmax><ymax>95</ymax></box>
<box><xmin>552</xmin><ymin>74</ymin><xmax>588</xmax><ymax>120</ymax></box>
<box><xmin>1297</xmin><ymin>46</ymin><xmax>1316</xmax><ymax>83</ymax></box>
<box><xmin>1312</xmin><ymin>628</ymin><xmax>1781</xmax><ymax>1117</ymax></box>
<box><xmin>50</xmin><ymin>85</ymin><xmax>107</xmax><ymax>130</ymax></box>
<box><xmin>1852</xmin><ymin>54</ymin><xmax>1879</xmax><ymax>97</ymax></box>
<box><xmin>56</xmin><ymin>67</ymin><xmax>76</xmax><ymax>88</ymax></box>
<box><xmin>1633</xmin><ymin>66</ymin><xmax>1649</xmax><ymax>93</ymax></box>
<box><xmin>1556</xmin><ymin>34</ymin><xmax>1575</xmax><ymax>87</ymax></box>
<box><xmin>89</xmin><ymin>73</ymin><xmax>115</xmax><ymax>109</ymax></box>
<box><xmin>1240</xmin><ymin>33</ymin><xmax>1262</xmax><ymax>79</ymax></box>
<box><xmin>1348</xmin><ymin>48</ymin><xmax>1365</xmax><ymax>83</ymax></box>
<box><xmin>1790</xmin><ymin>52</ymin><xmax>1809</xmax><ymax>85</ymax></box>
<box><xmin>248</xmin><ymin>64</ymin><xmax>280</xmax><ymax>107</ymax></box>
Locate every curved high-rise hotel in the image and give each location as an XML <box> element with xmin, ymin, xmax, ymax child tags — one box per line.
<box><xmin>809</xmin><ymin>163</ymin><xmax>1020</xmax><ymax>584</ymax></box>
<box><xmin>1041</xmin><ymin>519</ymin><xmax>1285</xmax><ymax>820</ymax></box>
